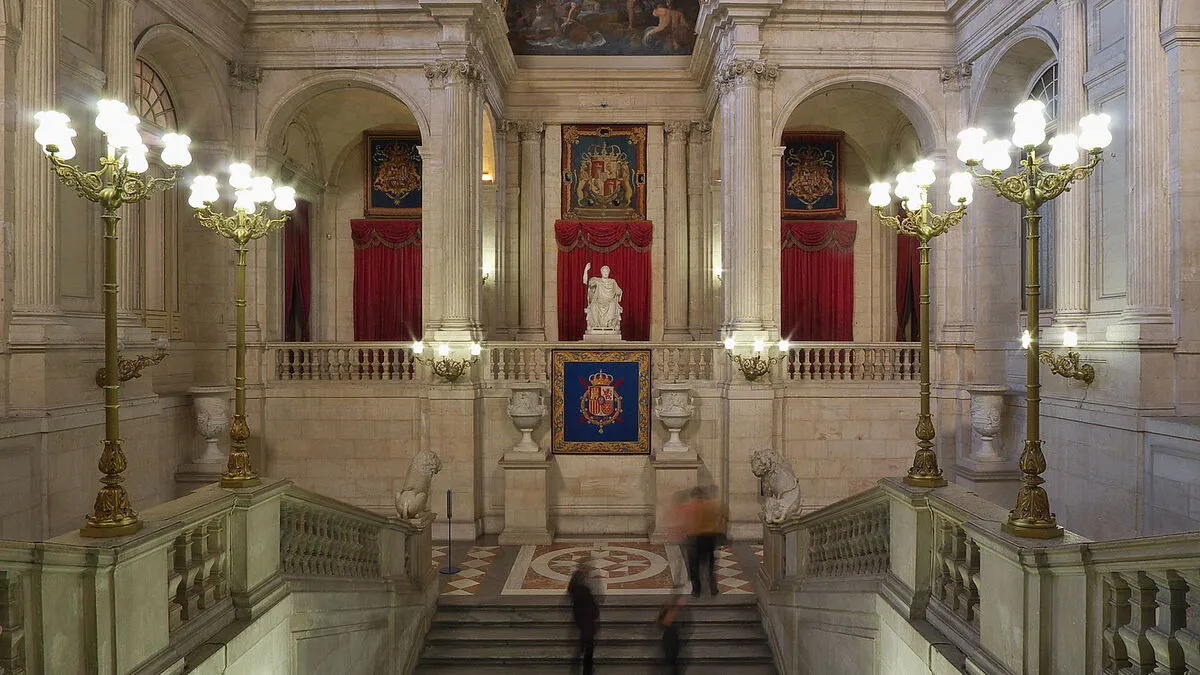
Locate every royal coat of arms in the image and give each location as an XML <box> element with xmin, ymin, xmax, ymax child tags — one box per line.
<box><xmin>561</xmin><ymin>125</ymin><xmax>647</xmax><ymax>220</ymax></box>
<box><xmin>552</xmin><ymin>349</ymin><xmax>650</xmax><ymax>454</ymax></box>
<box><xmin>781</xmin><ymin>133</ymin><xmax>845</xmax><ymax>219</ymax></box>
<box><xmin>574</xmin><ymin>143</ymin><xmax>634</xmax><ymax>211</ymax></box>
<box><xmin>579</xmin><ymin>370</ymin><xmax>622</xmax><ymax>433</ymax></box>
<box><xmin>364</xmin><ymin>133</ymin><xmax>423</xmax><ymax>217</ymax></box>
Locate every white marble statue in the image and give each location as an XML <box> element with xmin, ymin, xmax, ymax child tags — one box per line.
<box><xmin>395</xmin><ymin>449</ymin><xmax>443</xmax><ymax>519</ymax></box>
<box><xmin>583</xmin><ymin>263</ymin><xmax>623</xmax><ymax>332</ymax></box>
<box><xmin>751</xmin><ymin>448</ymin><xmax>802</xmax><ymax>524</ymax></box>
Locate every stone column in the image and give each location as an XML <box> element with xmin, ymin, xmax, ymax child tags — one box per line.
<box><xmin>687</xmin><ymin>122</ymin><xmax>711</xmax><ymax>338</ymax></box>
<box><xmin>106</xmin><ymin>0</ymin><xmax>142</xmax><ymax>327</ymax></box>
<box><xmin>502</xmin><ymin>122</ymin><xmax>522</xmax><ymax>333</ymax></box>
<box><xmin>228</xmin><ymin>63</ymin><xmax>263</xmax><ymax>342</ymax></box>
<box><xmin>715</xmin><ymin>59</ymin><xmax>777</xmax><ymax>337</ymax></box>
<box><xmin>663</xmin><ymin>122</ymin><xmax>691</xmax><ymax>340</ymax></box>
<box><xmin>426</xmin><ymin>59</ymin><xmax>483</xmax><ymax>340</ymax></box>
<box><xmin>13</xmin><ymin>0</ymin><xmax>59</xmax><ymax>317</ymax></box>
<box><xmin>1116</xmin><ymin>0</ymin><xmax>1173</xmax><ymax>338</ymax></box>
<box><xmin>1054</xmin><ymin>0</ymin><xmax>1090</xmax><ymax>326</ymax></box>
<box><xmin>515</xmin><ymin>121</ymin><xmax>545</xmax><ymax>340</ymax></box>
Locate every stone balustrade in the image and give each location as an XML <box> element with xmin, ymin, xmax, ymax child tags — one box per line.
<box><xmin>760</xmin><ymin>478</ymin><xmax>1200</xmax><ymax>674</ymax></box>
<box><xmin>0</xmin><ymin>480</ymin><xmax>438</xmax><ymax>675</ymax></box>
<box><xmin>267</xmin><ymin>341</ymin><xmax>919</xmax><ymax>385</ymax></box>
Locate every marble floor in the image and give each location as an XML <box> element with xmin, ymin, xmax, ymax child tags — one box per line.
<box><xmin>431</xmin><ymin>539</ymin><xmax>763</xmax><ymax>603</ymax></box>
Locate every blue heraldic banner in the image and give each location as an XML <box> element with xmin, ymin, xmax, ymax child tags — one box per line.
<box><xmin>551</xmin><ymin>349</ymin><xmax>651</xmax><ymax>454</ymax></box>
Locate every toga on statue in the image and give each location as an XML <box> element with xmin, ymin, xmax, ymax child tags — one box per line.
<box><xmin>583</xmin><ymin>263</ymin><xmax>623</xmax><ymax>332</ymax></box>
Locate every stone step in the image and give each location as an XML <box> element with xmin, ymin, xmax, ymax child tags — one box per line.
<box><xmin>418</xmin><ymin>641</ymin><xmax>775</xmax><ymax>665</ymax></box>
<box><xmin>430</xmin><ymin>605</ymin><xmax>762</xmax><ymax>625</ymax></box>
<box><xmin>425</xmin><ymin>622</ymin><xmax>767</xmax><ymax>643</ymax></box>
<box><xmin>414</xmin><ymin>664</ymin><xmax>777</xmax><ymax>675</ymax></box>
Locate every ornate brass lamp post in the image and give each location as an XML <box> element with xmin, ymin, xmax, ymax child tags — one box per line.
<box><xmin>412</xmin><ymin>341</ymin><xmax>482</xmax><ymax>383</ymax></box>
<box><xmin>722</xmin><ymin>337</ymin><xmax>788</xmax><ymax>382</ymax></box>
<box><xmin>33</xmin><ymin>101</ymin><xmax>192</xmax><ymax>537</ymax></box>
<box><xmin>957</xmin><ymin>102</ymin><xmax>1112</xmax><ymax>538</ymax></box>
<box><xmin>189</xmin><ymin>166</ymin><xmax>296</xmax><ymax>488</ymax></box>
<box><xmin>868</xmin><ymin>161</ymin><xmax>973</xmax><ymax>487</ymax></box>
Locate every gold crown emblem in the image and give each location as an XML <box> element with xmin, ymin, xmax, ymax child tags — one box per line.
<box><xmin>588</xmin><ymin>370</ymin><xmax>614</xmax><ymax>386</ymax></box>
<box><xmin>581</xmin><ymin>142</ymin><xmax>627</xmax><ymax>165</ymax></box>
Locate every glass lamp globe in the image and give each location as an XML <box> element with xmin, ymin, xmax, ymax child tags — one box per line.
<box><xmin>1062</xmin><ymin>330</ymin><xmax>1079</xmax><ymax>348</ymax></box>
<box><xmin>1012</xmin><ymin>100</ymin><xmax>1048</xmax><ymax>148</ymax></box>
<box><xmin>1047</xmin><ymin>135</ymin><xmax>1080</xmax><ymax>167</ymax></box>
<box><xmin>1020</xmin><ymin>330</ymin><xmax>1032</xmax><ymax>350</ymax></box>
<box><xmin>911</xmin><ymin>159</ymin><xmax>936</xmax><ymax>187</ymax></box>
<box><xmin>411</xmin><ymin>341</ymin><xmax>425</xmax><ymax>355</ymax></box>
<box><xmin>947</xmin><ymin>172</ymin><xmax>974</xmax><ymax>205</ymax></box>
<box><xmin>94</xmin><ymin>100</ymin><xmax>129</xmax><ymax>137</ymax></box>
<box><xmin>228</xmin><ymin>163</ymin><xmax>254</xmax><ymax>190</ymax></box>
<box><xmin>233</xmin><ymin>190</ymin><xmax>258</xmax><ymax>213</ymax></box>
<box><xmin>469</xmin><ymin>342</ymin><xmax>482</xmax><ymax>356</ymax></box>
<box><xmin>956</xmin><ymin>128</ymin><xmax>988</xmax><ymax>164</ymax></box>
<box><xmin>250</xmin><ymin>176</ymin><xmax>274</xmax><ymax>203</ymax></box>
<box><xmin>121</xmin><ymin>144</ymin><xmax>150</xmax><ymax>174</ymax></box>
<box><xmin>1078</xmin><ymin>113</ymin><xmax>1113</xmax><ymax>151</ymax></box>
<box><xmin>981</xmin><ymin>140</ymin><xmax>1013</xmax><ymax>172</ymax></box>
<box><xmin>437</xmin><ymin>344</ymin><xmax>450</xmax><ymax>357</ymax></box>
<box><xmin>777</xmin><ymin>339</ymin><xmax>790</xmax><ymax>352</ymax></box>
<box><xmin>723</xmin><ymin>337</ymin><xmax>735</xmax><ymax>351</ymax></box>
<box><xmin>868</xmin><ymin>182</ymin><xmax>892</xmax><ymax>208</ymax></box>
<box><xmin>159</xmin><ymin>133</ymin><xmax>192</xmax><ymax>168</ymax></box>
<box><xmin>273</xmin><ymin>186</ymin><xmax>297</xmax><ymax>212</ymax></box>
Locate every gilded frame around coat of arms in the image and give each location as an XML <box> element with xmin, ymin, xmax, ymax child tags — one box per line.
<box><xmin>781</xmin><ymin>132</ymin><xmax>845</xmax><ymax>220</ymax></box>
<box><xmin>364</xmin><ymin>132</ymin><xmax>423</xmax><ymax>218</ymax></box>
<box><xmin>551</xmin><ymin>349</ymin><xmax>651</xmax><ymax>455</ymax></box>
<box><xmin>561</xmin><ymin>125</ymin><xmax>648</xmax><ymax>220</ymax></box>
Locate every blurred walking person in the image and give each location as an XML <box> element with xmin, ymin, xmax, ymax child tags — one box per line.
<box><xmin>686</xmin><ymin>486</ymin><xmax>723</xmax><ymax>596</ymax></box>
<box><xmin>568</xmin><ymin>564</ymin><xmax>599</xmax><ymax>674</ymax></box>
<box><xmin>656</xmin><ymin>594</ymin><xmax>689</xmax><ymax>674</ymax></box>
<box><xmin>666</xmin><ymin>489</ymin><xmax>693</xmax><ymax>590</ymax></box>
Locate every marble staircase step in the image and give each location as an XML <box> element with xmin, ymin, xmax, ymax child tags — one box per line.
<box><xmin>431</xmin><ymin>604</ymin><xmax>762</xmax><ymax>626</ymax></box>
<box><xmin>414</xmin><ymin>664</ymin><xmax>777</xmax><ymax>674</ymax></box>
<box><xmin>417</xmin><ymin>640</ymin><xmax>775</xmax><ymax>664</ymax></box>
<box><xmin>426</xmin><ymin>622</ymin><xmax>768</xmax><ymax>643</ymax></box>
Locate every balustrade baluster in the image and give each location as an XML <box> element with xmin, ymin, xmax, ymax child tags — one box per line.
<box><xmin>1118</xmin><ymin>571</ymin><xmax>1162</xmax><ymax>674</ymax></box>
<box><xmin>1145</xmin><ymin>570</ymin><xmax>1188</xmax><ymax>674</ymax></box>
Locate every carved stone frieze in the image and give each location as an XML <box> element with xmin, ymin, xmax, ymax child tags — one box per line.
<box><xmin>228</xmin><ymin>62</ymin><xmax>263</xmax><ymax>91</ymax></box>
<box><xmin>938</xmin><ymin>62</ymin><xmax>972</xmax><ymax>92</ymax></box>
<box><xmin>424</xmin><ymin>58</ymin><xmax>483</xmax><ymax>87</ymax></box>
<box><xmin>714</xmin><ymin>59</ymin><xmax>779</xmax><ymax>96</ymax></box>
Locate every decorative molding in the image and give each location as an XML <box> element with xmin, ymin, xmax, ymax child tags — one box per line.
<box><xmin>713</xmin><ymin>59</ymin><xmax>779</xmax><ymax>95</ymax></box>
<box><xmin>511</xmin><ymin>120</ymin><xmax>544</xmax><ymax>140</ymax></box>
<box><xmin>939</xmin><ymin>62</ymin><xmax>973</xmax><ymax>92</ymax></box>
<box><xmin>424</xmin><ymin>57</ymin><xmax>483</xmax><ymax>87</ymax></box>
<box><xmin>689</xmin><ymin>121</ymin><xmax>712</xmax><ymax>142</ymax></box>
<box><xmin>227</xmin><ymin>62</ymin><xmax>263</xmax><ymax>91</ymax></box>
<box><xmin>663</xmin><ymin>121</ymin><xmax>692</xmax><ymax>138</ymax></box>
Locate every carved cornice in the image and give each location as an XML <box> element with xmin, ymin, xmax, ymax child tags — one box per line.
<box><xmin>663</xmin><ymin>121</ymin><xmax>692</xmax><ymax>139</ymax></box>
<box><xmin>228</xmin><ymin>62</ymin><xmax>263</xmax><ymax>91</ymax></box>
<box><xmin>938</xmin><ymin>62</ymin><xmax>972</xmax><ymax>92</ymax></box>
<box><xmin>714</xmin><ymin>59</ymin><xmax>779</xmax><ymax>96</ymax></box>
<box><xmin>424</xmin><ymin>58</ymin><xmax>483</xmax><ymax>87</ymax></box>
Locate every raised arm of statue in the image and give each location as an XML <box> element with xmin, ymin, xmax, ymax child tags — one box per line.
<box><xmin>583</xmin><ymin>262</ymin><xmax>592</xmax><ymax>286</ymax></box>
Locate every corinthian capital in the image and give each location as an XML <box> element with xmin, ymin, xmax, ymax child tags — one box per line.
<box><xmin>509</xmin><ymin>120</ymin><xmax>544</xmax><ymax>140</ymax></box>
<box><xmin>938</xmin><ymin>62</ymin><xmax>972</xmax><ymax>92</ymax></box>
<box><xmin>714</xmin><ymin>59</ymin><xmax>779</xmax><ymax>96</ymax></box>
<box><xmin>228</xmin><ymin>62</ymin><xmax>263</xmax><ymax>91</ymax></box>
<box><xmin>689</xmin><ymin>121</ymin><xmax>712</xmax><ymax>142</ymax></box>
<box><xmin>664</xmin><ymin>121</ymin><xmax>692</xmax><ymax>139</ymax></box>
<box><xmin>424</xmin><ymin>58</ymin><xmax>483</xmax><ymax>87</ymax></box>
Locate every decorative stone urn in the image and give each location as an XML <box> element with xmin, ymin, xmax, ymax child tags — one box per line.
<box><xmin>507</xmin><ymin>383</ymin><xmax>547</xmax><ymax>453</ymax></box>
<box><xmin>967</xmin><ymin>385</ymin><xmax>1009</xmax><ymax>461</ymax></box>
<box><xmin>654</xmin><ymin>383</ymin><xmax>694</xmax><ymax>453</ymax></box>
<box><xmin>188</xmin><ymin>385</ymin><xmax>233</xmax><ymax>464</ymax></box>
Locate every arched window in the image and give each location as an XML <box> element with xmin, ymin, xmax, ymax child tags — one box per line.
<box><xmin>132</xmin><ymin>58</ymin><xmax>181</xmax><ymax>337</ymax></box>
<box><xmin>1021</xmin><ymin>63</ymin><xmax>1057</xmax><ymax>312</ymax></box>
<box><xmin>133</xmin><ymin>60</ymin><xmax>177</xmax><ymax>130</ymax></box>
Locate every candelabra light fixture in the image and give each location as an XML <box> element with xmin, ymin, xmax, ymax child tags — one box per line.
<box><xmin>413</xmin><ymin>341</ymin><xmax>482</xmax><ymax>383</ymax></box>
<box><xmin>95</xmin><ymin>337</ymin><xmax>171</xmax><ymax>388</ymax></box>
<box><xmin>1025</xmin><ymin>329</ymin><xmax>1096</xmax><ymax>385</ymax></box>
<box><xmin>869</xmin><ymin>160</ymin><xmax>972</xmax><ymax>488</ymax></box>
<box><xmin>35</xmin><ymin>100</ymin><xmax>192</xmax><ymax>537</ymax></box>
<box><xmin>189</xmin><ymin>165</ymin><xmax>297</xmax><ymax>488</ymax></box>
<box><xmin>723</xmin><ymin>337</ymin><xmax>788</xmax><ymax>382</ymax></box>
<box><xmin>958</xmin><ymin>101</ymin><xmax>1112</xmax><ymax>539</ymax></box>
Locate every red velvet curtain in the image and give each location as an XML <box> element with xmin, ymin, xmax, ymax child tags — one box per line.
<box><xmin>780</xmin><ymin>220</ymin><xmax>856</xmax><ymax>341</ymax></box>
<box><xmin>283</xmin><ymin>199</ymin><xmax>312</xmax><ymax>342</ymax></box>
<box><xmin>555</xmin><ymin>220</ymin><xmax>652</xmax><ymax>341</ymax></box>
<box><xmin>351</xmin><ymin>220</ymin><xmax>422</xmax><ymax>342</ymax></box>
<box><xmin>896</xmin><ymin>232</ymin><xmax>920</xmax><ymax>342</ymax></box>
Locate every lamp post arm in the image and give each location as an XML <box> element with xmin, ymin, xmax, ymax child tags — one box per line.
<box><xmin>967</xmin><ymin>166</ymin><xmax>1028</xmax><ymax>204</ymax></box>
<box><xmin>44</xmin><ymin>151</ymin><xmax>106</xmax><ymax>202</ymax></box>
<box><xmin>118</xmin><ymin>167</ymin><xmax>181</xmax><ymax>206</ymax></box>
<box><xmin>1034</xmin><ymin>150</ymin><xmax>1103</xmax><ymax>205</ymax></box>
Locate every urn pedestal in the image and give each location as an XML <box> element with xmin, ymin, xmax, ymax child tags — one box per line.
<box><xmin>175</xmin><ymin>386</ymin><xmax>233</xmax><ymax>496</ymax></box>
<box><xmin>956</xmin><ymin>384</ymin><xmax>1022</xmax><ymax>507</ymax></box>
<box><xmin>500</xmin><ymin>383</ymin><xmax>554</xmax><ymax>544</ymax></box>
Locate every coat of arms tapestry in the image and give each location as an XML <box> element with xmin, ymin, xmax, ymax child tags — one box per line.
<box><xmin>364</xmin><ymin>133</ymin><xmax>422</xmax><ymax>218</ymax></box>
<box><xmin>561</xmin><ymin>125</ymin><xmax>647</xmax><ymax>220</ymax></box>
<box><xmin>551</xmin><ymin>349</ymin><xmax>651</xmax><ymax>454</ymax></box>
<box><xmin>781</xmin><ymin>133</ymin><xmax>844</xmax><ymax>219</ymax></box>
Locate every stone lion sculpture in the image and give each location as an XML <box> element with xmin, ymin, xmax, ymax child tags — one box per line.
<box><xmin>750</xmin><ymin>448</ymin><xmax>801</xmax><ymax>524</ymax></box>
<box><xmin>395</xmin><ymin>449</ymin><xmax>443</xmax><ymax>519</ymax></box>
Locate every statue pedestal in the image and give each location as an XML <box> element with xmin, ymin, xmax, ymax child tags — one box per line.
<box><xmin>649</xmin><ymin>451</ymin><xmax>701</xmax><ymax>543</ymax></box>
<box><xmin>582</xmin><ymin>328</ymin><xmax>622</xmax><ymax>343</ymax></box>
<box><xmin>498</xmin><ymin>450</ymin><xmax>554</xmax><ymax>545</ymax></box>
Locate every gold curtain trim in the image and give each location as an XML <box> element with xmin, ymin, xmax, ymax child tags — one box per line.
<box><xmin>780</xmin><ymin>227</ymin><xmax>856</xmax><ymax>253</ymax></box>
<box><xmin>353</xmin><ymin>228</ymin><xmax>422</xmax><ymax>250</ymax></box>
<box><xmin>557</xmin><ymin>231</ymin><xmax>652</xmax><ymax>254</ymax></box>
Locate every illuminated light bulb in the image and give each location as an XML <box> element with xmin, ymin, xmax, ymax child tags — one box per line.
<box><xmin>121</xmin><ymin>144</ymin><xmax>149</xmax><ymax>174</ymax></box>
<box><xmin>753</xmin><ymin>339</ymin><xmax>765</xmax><ymax>353</ymax></box>
<box><xmin>250</xmin><ymin>176</ymin><xmax>274</xmax><ymax>203</ymax></box>
<box><xmin>981</xmin><ymin>140</ymin><xmax>1013</xmax><ymax>172</ymax></box>
<box><xmin>94</xmin><ymin>100</ymin><xmax>129</xmax><ymax>137</ymax></box>
<box><xmin>947</xmin><ymin>172</ymin><xmax>974</xmax><ymax>205</ymax></box>
<box><xmin>469</xmin><ymin>342</ymin><xmax>482</xmax><ymax>356</ymax></box>
<box><xmin>481</xmin><ymin>172</ymin><xmax>494</xmax><ymax>182</ymax></box>
<box><xmin>723</xmin><ymin>337</ymin><xmax>735</xmax><ymax>351</ymax></box>
<box><xmin>1020</xmin><ymin>330</ymin><xmax>1032</xmax><ymax>350</ymax></box>
<box><xmin>188</xmin><ymin>175</ymin><xmax>219</xmax><ymax>209</ymax></box>
<box><xmin>437</xmin><ymin>344</ymin><xmax>450</xmax><ymax>357</ymax></box>
<box><xmin>1047</xmin><ymin>134</ymin><xmax>1080</xmax><ymax>167</ymax></box>
<box><xmin>273</xmin><ymin>186</ymin><xmax>297</xmax><ymax>212</ymax></box>
<box><xmin>910</xmin><ymin>159</ymin><xmax>936</xmax><ymax>187</ymax></box>
<box><xmin>1063</xmin><ymin>330</ymin><xmax>1079</xmax><ymax>349</ymax></box>
<box><xmin>159</xmin><ymin>133</ymin><xmax>192</xmax><ymax>167</ymax></box>
<box><xmin>228</xmin><ymin>163</ymin><xmax>253</xmax><ymax>189</ymax></box>
<box><xmin>1077</xmin><ymin>113</ymin><xmax>1113</xmax><ymax>151</ymax></box>
<box><xmin>1012</xmin><ymin>100</ymin><xmax>1048</xmax><ymax>148</ymax></box>
<box><xmin>712</xmin><ymin>265</ymin><xmax>723</xmax><ymax>277</ymax></box>
<box><xmin>412</xmin><ymin>341</ymin><xmax>425</xmax><ymax>355</ymax></box>
<box><xmin>777</xmin><ymin>339</ymin><xmax>790</xmax><ymax>352</ymax></box>
<box><xmin>34</xmin><ymin>111</ymin><xmax>73</xmax><ymax>149</ymax></box>
<box><xmin>956</xmin><ymin>128</ymin><xmax>988</xmax><ymax>164</ymax></box>
<box><xmin>233</xmin><ymin>190</ymin><xmax>257</xmax><ymax>213</ymax></box>
<box><xmin>868</xmin><ymin>182</ymin><xmax>892</xmax><ymax>208</ymax></box>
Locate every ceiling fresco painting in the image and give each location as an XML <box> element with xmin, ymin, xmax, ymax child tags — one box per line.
<box><xmin>505</xmin><ymin>0</ymin><xmax>699</xmax><ymax>56</ymax></box>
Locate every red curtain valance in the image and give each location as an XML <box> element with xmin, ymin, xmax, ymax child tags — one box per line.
<box><xmin>352</xmin><ymin>219</ymin><xmax>422</xmax><ymax>249</ymax></box>
<box><xmin>555</xmin><ymin>220</ymin><xmax>654</xmax><ymax>253</ymax></box>
<box><xmin>781</xmin><ymin>220</ymin><xmax>857</xmax><ymax>252</ymax></box>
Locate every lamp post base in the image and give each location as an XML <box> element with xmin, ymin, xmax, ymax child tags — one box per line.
<box><xmin>903</xmin><ymin>474</ymin><xmax>948</xmax><ymax>488</ymax></box>
<box><xmin>220</xmin><ymin>474</ymin><xmax>262</xmax><ymax>489</ymax></box>
<box><xmin>80</xmin><ymin>519</ymin><xmax>143</xmax><ymax>538</ymax></box>
<box><xmin>1001</xmin><ymin>519</ymin><xmax>1064</xmax><ymax>539</ymax></box>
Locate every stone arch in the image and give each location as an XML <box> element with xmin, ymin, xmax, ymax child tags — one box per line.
<box><xmin>970</xmin><ymin>27</ymin><xmax>1058</xmax><ymax>127</ymax></box>
<box><xmin>133</xmin><ymin>24</ymin><xmax>233</xmax><ymax>143</ymax></box>
<box><xmin>774</xmin><ymin>73</ymin><xmax>944</xmax><ymax>154</ymax></box>
<box><xmin>260</xmin><ymin>71</ymin><xmax>430</xmax><ymax>156</ymax></box>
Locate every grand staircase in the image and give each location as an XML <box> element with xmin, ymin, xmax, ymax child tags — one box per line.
<box><xmin>414</xmin><ymin>595</ymin><xmax>778</xmax><ymax>674</ymax></box>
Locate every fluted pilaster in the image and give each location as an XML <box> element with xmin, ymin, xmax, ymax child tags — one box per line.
<box><xmin>1122</xmin><ymin>0</ymin><xmax>1173</xmax><ymax>328</ymax></box>
<box><xmin>1055</xmin><ymin>0</ymin><xmax>1090</xmax><ymax>323</ymax></box>
<box><xmin>663</xmin><ymin>121</ymin><xmax>691</xmax><ymax>340</ymax></box>
<box><xmin>513</xmin><ymin>120</ymin><xmax>544</xmax><ymax>340</ymax></box>
<box><xmin>426</xmin><ymin>58</ymin><xmax>483</xmax><ymax>335</ymax></box>
<box><xmin>687</xmin><ymin>122</ymin><xmax>712</xmax><ymax>338</ymax></box>
<box><xmin>13</xmin><ymin>0</ymin><xmax>58</xmax><ymax>314</ymax></box>
<box><xmin>107</xmin><ymin>0</ymin><xmax>141</xmax><ymax>321</ymax></box>
<box><xmin>502</xmin><ymin>122</ymin><xmax>522</xmax><ymax>332</ymax></box>
<box><xmin>715</xmin><ymin>59</ymin><xmax>777</xmax><ymax>333</ymax></box>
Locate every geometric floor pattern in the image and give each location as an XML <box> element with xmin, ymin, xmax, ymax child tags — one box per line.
<box><xmin>436</xmin><ymin>545</ymin><xmax>501</xmax><ymax>597</ymax></box>
<box><xmin>503</xmin><ymin>541</ymin><xmax>686</xmax><ymax>596</ymax></box>
<box><xmin>714</xmin><ymin>545</ymin><xmax>754</xmax><ymax>595</ymax></box>
<box><xmin>751</xmin><ymin>543</ymin><xmax>764</xmax><ymax>566</ymax></box>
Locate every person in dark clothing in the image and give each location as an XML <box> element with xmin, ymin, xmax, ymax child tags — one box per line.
<box><xmin>684</xmin><ymin>486</ymin><xmax>723</xmax><ymax>596</ymax></box>
<box><xmin>656</xmin><ymin>594</ymin><xmax>689</xmax><ymax>674</ymax></box>
<box><xmin>568</xmin><ymin>566</ymin><xmax>599</xmax><ymax>674</ymax></box>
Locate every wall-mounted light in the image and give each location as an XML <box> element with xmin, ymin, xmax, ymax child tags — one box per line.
<box><xmin>1038</xmin><ymin>329</ymin><xmax>1096</xmax><ymax>385</ymax></box>
<box><xmin>411</xmin><ymin>340</ymin><xmax>482</xmax><ymax>383</ymax></box>
<box><xmin>723</xmin><ymin>336</ymin><xmax>786</xmax><ymax>382</ymax></box>
<box><xmin>481</xmin><ymin>263</ymin><xmax>494</xmax><ymax>284</ymax></box>
<box><xmin>481</xmin><ymin>171</ymin><xmax>494</xmax><ymax>182</ymax></box>
<box><xmin>712</xmin><ymin>265</ymin><xmax>723</xmax><ymax>282</ymax></box>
